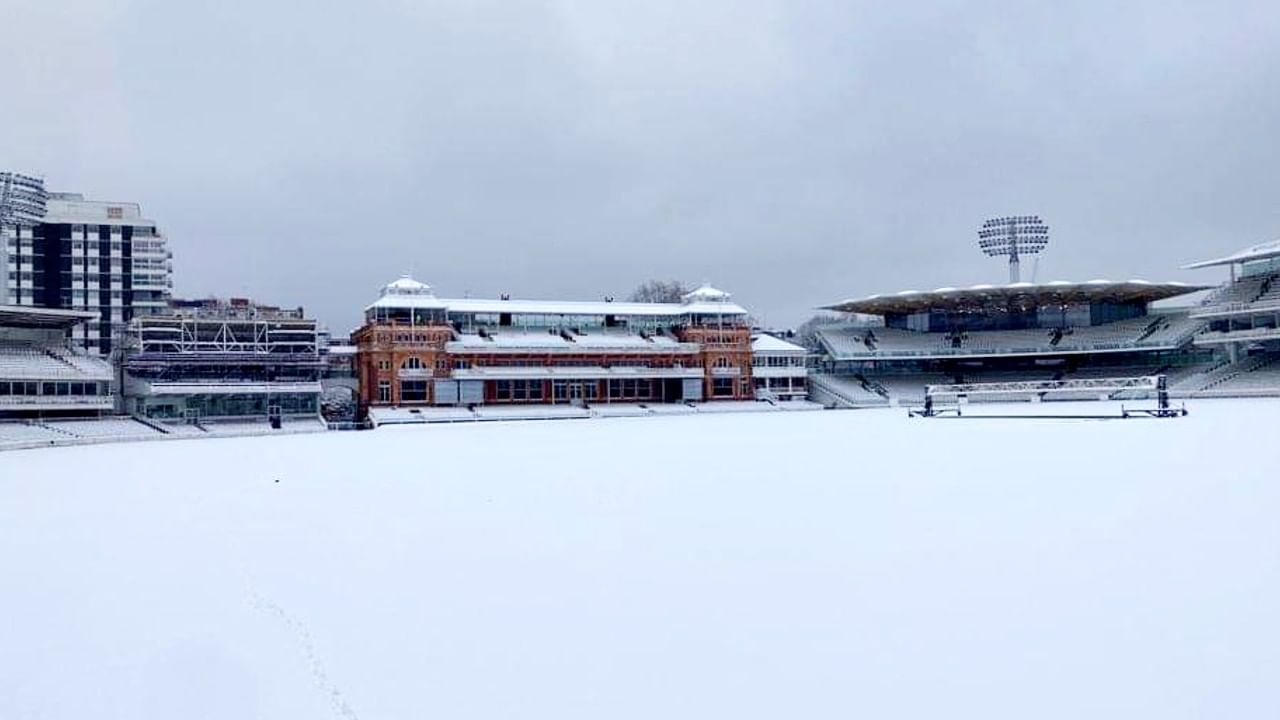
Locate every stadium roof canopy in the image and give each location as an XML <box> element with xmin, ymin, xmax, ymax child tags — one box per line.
<box><xmin>0</xmin><ymin>305</ymin><xmax>95</xmax><ymax>329</ymax></box>
<box><xmin>821</xmin><ymin>280</ymin><xmax>1208</xmax><ymax>316</ymax></box>
<box><xmin>1183</xmin><ymin>239</ymin><xmax>1280</xmax><ymax>269</ymax></box>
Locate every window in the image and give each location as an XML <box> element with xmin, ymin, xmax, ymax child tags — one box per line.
<box><xmin>494</xmin><ymin>380</ymin><xmax>542</xmax><ymax>402</ymax></box>
<box><xmin>712</xmin><ymin>378</ymin><xmax>735</xmax><ymax>397</ymax></box>
<box><xmin>402</xmin><ymin>357</ymin><xmax>424</xmax><ymax>370</ymax></box>
<box><xmin>400</xmin><ymin>380</ymin><xmax>428</xmax><ymax>402</ymax></box>
<box><xmin>377</xmin><ymin>381</ymin><xmax>391</xmax><ymax>403</ymax></box>
<box><xmin>713</xmin><ymin>357</ymin><xmax>732</xmax><ymax>368</ymax></box>
<box><xmin>607</xmin><ymin>379</ymin><xmax>655</xmax><ymax>400</ymax></box>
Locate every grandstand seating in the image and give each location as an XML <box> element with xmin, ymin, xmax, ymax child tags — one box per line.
<box><xmin>862</xmin><ymin>373</ymin><xmax>954</xmax><ymax>403</ymax></box>
<box><xmin>46</xmin><ymin>348</ymin><xmax>112</xmax><ymax>379</ymax></box>
<box><xmin>1176</xmin><ymin>353</ymin><xmax>1280</xmax><ymax>396</ymax></box>
<box><xmin>808</xmin><ymin>373</ymin><xmax>887</xmax><ymax>408</ymax></box>
<box><xmin>44</xmin><ymin>419</ymin><xmax>163</xmax><ymax>441</ymax></box>
<box><xmin>1138</xmin><ymin>314</ymin><xmax>1205</xmax><ymax>345</ymax></box>
<box><xmin>818</xmin><ymin>315</ymin><xmax>1195</xmax><ymax>359</ymax></box>
<box><xmin>1254</xmin><ymin>279</ymin><xmax>1280</xmax><ymax>305</ymax></box>
<box><xmin>1204</xmin><ymin>359</ymin><xmax>1280</xmax><ymax>395</ymax></box>
<box><xmin>1202</xmin><ymin>274</ymin><xmax>1268</xmax><ymax>306</ymax></box>
<box><xmin>0</xmin><ymin>422</ymin><xmax>65</xmax><ymax>448</ymax></box>
<box><xmin>0</xmin><ymin>345</ymin><xmax>86</xmax><ymax>379</ymax></box>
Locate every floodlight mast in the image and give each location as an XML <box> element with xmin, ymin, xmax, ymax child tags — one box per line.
<box><xmin>977</xmin><ymin>215</ymin><xmax>1050</xmax><ymax>283</ymax></box>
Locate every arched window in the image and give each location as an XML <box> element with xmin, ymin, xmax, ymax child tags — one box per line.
<box><xmin>713</xmin><ymin>357</ymin><xmax>732</xmax><ymax>368</ymax></box>
<box><xmin>401</xmin><ymin>357</ymin><xmax>424</xmax><ymax>370</ymax></box>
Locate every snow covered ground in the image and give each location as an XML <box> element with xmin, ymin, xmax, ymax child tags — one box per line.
<box><xmin>3</xmin><ymin>400</ymin><xmax>1279</xmax><ymax>719</ymax></box>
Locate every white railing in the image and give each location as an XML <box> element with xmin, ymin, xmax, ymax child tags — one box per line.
<box><xmin>0</xmin><ymin>395</ymin><xmax>112</xmax><ymax>407</ymax></box>
<box><xmin>1193</xmin><ymin>327</ymin><xmax>1280</xmax><ymax>345</ymax></box>
<box><xmin>1191</xmin><ymin>299</ymin><xmax>1280</xmax><ymax>319</ymax></box>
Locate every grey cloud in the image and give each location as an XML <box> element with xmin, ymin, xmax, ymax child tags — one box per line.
<box><xmin>3</xmin><ymin>0</ymin><xmax>1278</xmax><ymax>332</ymax></box>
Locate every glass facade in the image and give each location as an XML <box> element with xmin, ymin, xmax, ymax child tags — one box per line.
<box><xmin>138</xmin><ymin>392</ymin><xmax>317</xmax><ymax>419</ymax></box>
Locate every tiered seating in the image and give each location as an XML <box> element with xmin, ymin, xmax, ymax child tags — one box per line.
<box><xmin>1138</xmin><ymin>315</ymin><xmax>1204</xmax><ymax>345</ymax></box>
<box><xmin>0</xmin><ymin>422</ymin><xmax>64</xmax><ymax>448</ymax></box>
<box><xmin>1191</xmin><ymin>354</ymin><xmax>1280</xmax><ymax>396</ymax></box>
<box><xmin>1252</xmin><ymin>278</ymin><xmax>1280</xmax><ymax>306</ymax></box>
<box><xmin>46</xmin><ymin>348</ymin><xmax>112</xmax><ymax>379</ymax></box>
<box><xmin>817</xmin><ymin>326</ymin><xmax>947</xmax><ymax>357</ymax></box>
<box><xmin>44</xmin><ymin>419</ymin><xmax>163</xmax><ymax>441</ymax></box>
<box><xmin>0</xmin><ymin>345</ymin><xmax>86</xmax><ymax>379</ymax></box>
<box><xmin>865</xmin><ymin>374</ymin><xmax>954</xmax><ymax>403</ymax></box>
<box><xmin>1203</xmin><ymin>274</ymin><xmax>1267</xmax><ymax>306</ymax></box>
<box><xmin>1060</xmin><ymin>317</ymin><xmax>1153</xmax><ymax>347</ymax></box>
<box><xmin>1208</xmin><ymin>362</ymin><xmax>1280</xmax><ymax>394</ymax></box>
<box><xmin>819</xmin><ymin>316</ymin><xmax>1188</xmax><ymax>358</ymax></box>
<box><xmin>808</xmin><ymin>374</ymin><xmax>887</xmax><ymax>408</ymax></box>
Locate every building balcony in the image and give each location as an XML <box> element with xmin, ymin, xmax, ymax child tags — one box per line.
<box><xmin>751</xmin><ymin>367</ymin><xmax>809</xmax><ymax>379</ymax></box>
<box><xmin>0</xmin><ymin>395</ymin><xmax>113</xmax><ymax>411</ymax></box>
<box><xmin>136</xmin><ymin>381</ymin><xmax>323</xmax><ymax>396</ymax></box>
<box><xmin>452</xmin><ymin>366</ymin><xmax>704</xmax><ymax>381</ymax></box>
<box><xmin>1193</xmin><ymin>327</ymin><xmax>1280</xmax><ymax>346</ymax></box>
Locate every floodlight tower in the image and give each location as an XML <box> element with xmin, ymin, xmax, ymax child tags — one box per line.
<box><xmin>977</xmin><ymin>215</ymin><xmax>1049</xmax><ymax>283</ymax></box>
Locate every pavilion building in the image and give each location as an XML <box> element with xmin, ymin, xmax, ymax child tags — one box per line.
<box><xmin>353</xmin><ymin>276</ymin><xmax>756</xmax><ymax>414</ymax></box>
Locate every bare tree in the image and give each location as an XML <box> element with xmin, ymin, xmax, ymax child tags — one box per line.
<box><xmin>628</xmin><ymin>279</ymin><xmax>691</xmax><ymax>304</ymax></box>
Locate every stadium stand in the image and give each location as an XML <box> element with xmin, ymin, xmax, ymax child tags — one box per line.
<box><xmin>43</xmin><ymin>419</ymin><xmax>163</xmax><ymax>441</ymax></box>
<box><xmin>810</xmin><ymin>279</ymin><xmax>1221</xmax><ymax>408</ymax></box>
<box><xmin>808</xmin><ymin>373</ymin><xmax>888</xmax><ymax>408</ymax></box>
<box><xmin>122</xmin><ymin>298</ymin><xmax>325</xmax><ymax>431</ymax></box>
<box><xmin>0</xmin><ymin>422</ymin><xmax>65</xmax><ymax>449</ymax></box>
<box><xmin>0</xmin><ymin>307</ymin><xmax>115</xmax><ymax>421</ymax></box>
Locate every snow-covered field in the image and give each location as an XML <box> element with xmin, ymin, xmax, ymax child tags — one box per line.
<box><xmin>3</xmin><ymin>400</ymin><xmax>1279</xmax><ymax>719</ymax></box>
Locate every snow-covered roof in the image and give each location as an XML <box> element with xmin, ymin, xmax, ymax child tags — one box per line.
<box><xmin>365</xmin><ymin>275</ymin><xmax>447</xmax><ymax>311</ymax></box>
<box><xmin>752</xmin><ymin>333</ymin><xmax>807</xmax><ymax>354</ymax></box>
<box><xmin>1184</xmin><ymin>239</ymin><xmax>1280</xmax><ymax>270</ymax></box>
<box><xmin>365</xmin><ymin>277</ymin><xmax>749</xmax><ymax>317</ymax></box>
<box><xmin>0</xmin><ymin>305</ymin><xmax>97</xmax><ymax>329</ymax></box>
<box><xmin>440</xmin><ymin>297</ymin><xmax>748</xmax><ymax>317</ymax></box>
<box><xmin>385</xmin><ymin>276</ymin><xmax>432</xmax><ymax>293</ymax></box>
<box><xmin>822</xmin><ymin>280</ymin><xmax>1208</xmax><ymax>316</ymax></box>
<box><xmin>682</xmin><ymin>284</ymin><xmax>732</xmax><ymax>303</ymax></box>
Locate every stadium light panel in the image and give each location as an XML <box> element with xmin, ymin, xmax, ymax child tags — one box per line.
<box><xmin>977</xmin><ymin>215</ymin><xmax>1050</xmax><ymax>283</ymax></box>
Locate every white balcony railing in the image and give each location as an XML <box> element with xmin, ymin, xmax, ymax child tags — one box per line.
<box><xmin>0</xmin><ymin>396</ymin><xmax>112</xmax><ymax>408</ymax></box>
<box><xmin>1193</xmin><ymin>327</ymin><xmax>1280</xmax><ymax>345</ymax></box>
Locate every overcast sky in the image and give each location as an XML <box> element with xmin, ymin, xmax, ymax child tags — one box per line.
<box><xmin>4</xmin><ymin>0</ymin><xmax>1279</xmax><ymax>331</ymax></box>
